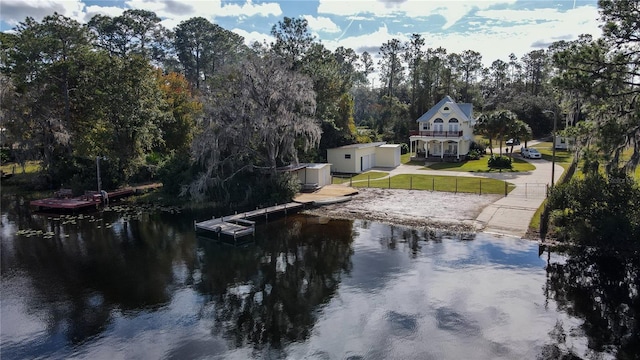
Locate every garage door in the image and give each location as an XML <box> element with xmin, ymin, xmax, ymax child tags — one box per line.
<box><xmin>361</xmin><ymin>154</ymin><xmax>372</xmax><ymax>171</ymax></box>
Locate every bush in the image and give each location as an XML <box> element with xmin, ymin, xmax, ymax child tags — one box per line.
<box><xmin>487</xmin><ymin>155</ymin><xmax>512</xmax><ymax>171</ymax></box>
<box><xmin>547</xmin><ymin>171</ymin><xmax>640</xmax><ymax>247</ymax></box>
<box><xmin>0</xmin><ymin>148</ymin><xmax>11</xmax><ymax>163</ymax></box>
<box><xmin>467</xmin><ymin>149</ymin><xmax>481</xmax><ymax>160</ymax></box>
<box><xmin>470</xmin><ymin>140</ymin><xmax>488</xmax><ymax>154</ymax></box>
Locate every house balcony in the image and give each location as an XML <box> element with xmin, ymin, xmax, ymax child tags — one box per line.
<box><xmin>409</xmin><ymin>130</ymin><xmax>463</xmax><ymax>138</ymax></box>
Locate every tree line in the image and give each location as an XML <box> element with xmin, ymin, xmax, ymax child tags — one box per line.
<box><xmin>0</xmin><ymin>2</ymin><xmax>638</xmax><ymax>213</ymax></box>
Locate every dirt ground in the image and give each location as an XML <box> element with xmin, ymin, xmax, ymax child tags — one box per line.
<box><xmin>302</xmin><ymin>188</ymin><xmax>501</xmax><ymax>232</ymax></box>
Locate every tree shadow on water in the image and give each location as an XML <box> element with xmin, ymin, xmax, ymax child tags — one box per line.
<box><xmin>195</xmin><ymin>215</ymin><xmax>354</xmax><ymax>351</ymax></box>
<box><xmin>542</xmin><ymin>248</ymin><xmax>640</xmax><ymax>359</ymax></box>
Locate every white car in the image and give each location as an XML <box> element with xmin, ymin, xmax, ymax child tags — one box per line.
<box><xmin>520</xmin><ymin>147</ymin><xmax>529</xmax><ymax>157</ymax></box>
<box><xmin>525</xmin><ymin>148</ymin><xmax>542</xmax><ymax>159</ymax></box>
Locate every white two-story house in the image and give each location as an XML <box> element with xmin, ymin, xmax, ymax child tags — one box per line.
<box><xmin>409</xmin><ymin>96</ymin><xmax>475</xmax><ymax>161</ymax></box>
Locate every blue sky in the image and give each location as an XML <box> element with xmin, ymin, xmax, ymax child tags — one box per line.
<box><xmin>0</xmin><ymin>0</ymin><xmax>601</xmax><ymax>65</ymax></box>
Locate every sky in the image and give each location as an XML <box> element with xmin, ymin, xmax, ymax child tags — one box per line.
<box><xmin>0</xmin><ymin>0</ymin><xmax>602</xmax><ymax>66</ymax></box>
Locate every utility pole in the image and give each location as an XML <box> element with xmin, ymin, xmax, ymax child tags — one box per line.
<box><xmin>96</xmin><ymin>156</ymin><xmax>102</xmax><ymax>192</ymax></box>
<box><xmin>543</xmin><ymin>110</ymin><xmax>558</xmax><ymax>188</ymax></box>
<box><xmin>96</xmin><ymin>156</ymin><xmax>107</xmax><ymax>192</ymax></box>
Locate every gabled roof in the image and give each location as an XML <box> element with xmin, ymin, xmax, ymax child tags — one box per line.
<box><xmin>416</xmin><ymin>96</ymin><xmax>473</xmax><ymax>123</ymax></box>
<box><xmin>458</xmin><ymin>103</ymin><xmax>473</xmax><ymax>119</ymax></box>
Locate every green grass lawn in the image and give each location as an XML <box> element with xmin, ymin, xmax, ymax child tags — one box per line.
<box><xmin>530</xmin><ymin>142</ymin><xmax>573</xmax><ymax>170</ymax></box>
<box><xmin>1</xmin><ymin>161</ymin><xmax>44</xmax><ymax>196</ymax></box>
<box><xmin>401</xmin><ymin>152</ymin><xmax>425</xmax><ymax>165</ymax></box>
<box><xmin>353</xmin><ymin>174</ymin><xmax>515</xmax><ymax>195</ymax></box>
<box><xmin>1</xmin><ymin>160</ymin><xmax>41</xmax><ymax>174</ymax></box>
<box><xmin>331</xmin><ymin>171</ymin><xmax>388</xmax><ymax>184</ymax></box>
<box><xmin>426</xmin><ymin>156</ymin><xmax>535</xmax><ymax>172</ymax></box>
<box><xmin>529</xmin><ymin>199</ymin><xmax>546</xmax><ymax>232</ymax></box>
<box><xmin>527</xmin><ymin>143</ymin><xmax>574</xmax><ymax>233</ymax></box>
<box><xmin>530</xmin><ymin>142</ymin><xmax>640</xmax><ymax>180</ymax></box>
<box><xmin>620</xmin><ymin>146</ymin><xmax>640</xmax><ymax>180</ymax></box>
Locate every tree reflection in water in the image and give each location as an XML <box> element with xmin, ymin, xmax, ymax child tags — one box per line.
<box><xmin>1</xmin><ymin>196</ymin><xmax>198</xmax><ymax>346</ymax></box>
<box><xmin>544</xmin><ymin>248</ymin><xmax>640</xmax><ymax>359</ymax></box>
<box><xmin>195</xmin><ymin>215</ymin><xmax>354</xmax><ymax>350</ymax></box>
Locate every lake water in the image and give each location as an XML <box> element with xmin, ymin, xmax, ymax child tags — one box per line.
<box><xmin>1</xmin><ymin>195</ymin><xmax>637</xmax><ymax>359</ymax></box>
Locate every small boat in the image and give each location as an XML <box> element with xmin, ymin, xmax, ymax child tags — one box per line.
<box><xmin>312</xmin><ymin>196</ymin><xmax>352</xmax><ymax>206</ymax></box>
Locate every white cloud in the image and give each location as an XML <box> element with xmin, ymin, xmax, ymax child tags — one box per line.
<box><xmin>421</xmin><ymin>7</ymin><xmax>601</xmax><ymax>64</ymax></box>
<box><xmin>476</xmin><ymin>4</ymin><xmax>599</xmax><ymax>24</ymax></box>
<box><xmin>216</xmin><ymin>0</ymin><xmax>281</xmax><ymax>17</ymax></box>
<box><xmin>0</xmin><ymin>0</ymin><xmax>282</xmax><ymax>31</ymax></box>
<box><xmin>1</xmin><ymin>0</ymin><xmax>602</xmax><ymax>73</ymax></box>
<box><xmin>323</xmin><ymin>3</ymin><xmax>601</xmax><ymax>68</ymax></box>
<box><xmin>124</xmin><ymin>0</ymin><xmax>281</xmax><ymax>20</ymax></box>
<box><xmin>0</xmin><ymin>0</ymin><xmax>85</xmax><ymax>27</ymax></box>
<box><xmin>323</xmin><ymin>24</ymin><xmax>409</xmax><ymax>55</ymax></box>
<box><xmin>318</xmin><ymin>0</ymin><xmax>517</xmax><ymax>29</ymax></box>
<box><xmin>347</xmin><ymin>15</ymin><xmax>375</xmax><ymax>21</ymax></box>
<box><xmin>231</xmin><ymin>28</ymin><xmax>274</xmax><ymax>48</ymax></box>
<box><xmin>84</xmin><ymin>5</ymin><xmax>126</xmax><ymax>20</ymax></box>
<box><xmin>303</xmin><ymin>15</ymin><xmax>341</xmax><ymax>33</ymax></box>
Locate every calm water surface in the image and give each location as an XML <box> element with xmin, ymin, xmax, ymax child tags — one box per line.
<box><xmin>1</xmin><ymin>195</ymin><xmax>637</xmax><ymax>359</ymax></box>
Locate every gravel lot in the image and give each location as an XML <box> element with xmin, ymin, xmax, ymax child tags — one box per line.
<box><xmin>302</xmin><ymin>188</ymin><xmax>501</xmax><ymax>232</ymax></box>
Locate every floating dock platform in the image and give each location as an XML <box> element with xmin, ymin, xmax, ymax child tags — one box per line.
<box><xmin>195</xmin><ymin>202</ymin><xmax>303</xmax><ymax>240</ymax></box>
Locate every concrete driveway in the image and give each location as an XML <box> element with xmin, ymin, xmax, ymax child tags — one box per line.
<box><xmin>475</xmin><ymin>158</ymin><xmax>563</xmax><ymax>238</ymax></box>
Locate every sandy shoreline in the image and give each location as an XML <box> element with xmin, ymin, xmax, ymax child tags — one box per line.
<box><xmin>301</xmin><ymin>188</ymin><xmax>501</xmax><ymax>233</ymax></box>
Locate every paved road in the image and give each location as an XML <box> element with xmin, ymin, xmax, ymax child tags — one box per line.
<box><xmin>366</xmin><ymin>145</ymin><xmax>564</xmax><ymax>239</ymax></box>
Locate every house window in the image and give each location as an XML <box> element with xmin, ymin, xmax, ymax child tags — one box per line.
<box><xmin>448</xmin><ymin>118</ymin><xmax>459</xmax><ymax>133</ymax></box>
<box><xmin>433</xmin><ymin>118</ymin><xmax>444</xmax><ymax>132</ymax></box>
<box><xmin>446</xmin><ymin>142</ymin><xmax>458</xmax><ymax>155</ymax></box>
<box><xmin>344</xmin><ymin>154</ymin><xmax>351</xmax><ymax>159</ymax></box>
<box><xmin>444</xmin><ymin>106</ymin><xmax>449</xmax><ymax>111</ymax></box>
<box><xmin>422</xmin><ymin>122</ymin><xmax>430</xmax><ymax>130</ymax></box>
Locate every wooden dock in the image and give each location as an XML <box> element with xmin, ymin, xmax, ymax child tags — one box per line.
<box><xmin>195</xmin><ymin>202</ymin><xmax>303</xmax><ymax>240</ymax></box>
<box><xmin>30</xmin><ymin>186</ymin><xmax>141</xmax><ymax>212</ymax></box>
<box><xmin>30</xmin><ymin>196</ymin><xmax>102</xmax><ymax>211</ymax></box>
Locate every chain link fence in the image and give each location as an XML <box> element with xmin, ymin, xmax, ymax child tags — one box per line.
<box><xmin>331</xmin><ymin>174</ymin><xmax>516</xmax><ymax>196</ymax></box>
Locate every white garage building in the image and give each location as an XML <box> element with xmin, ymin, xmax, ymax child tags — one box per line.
<box><xmin>327</xmin><ymin>142</ymin><xmax>402</xmax><ymax>174</ymax></box>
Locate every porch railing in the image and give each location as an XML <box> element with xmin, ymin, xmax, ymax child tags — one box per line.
<box><xmin>409</xmin><ymin>130</ymin><xmax>463</xmax><ymax>137</ymax></box>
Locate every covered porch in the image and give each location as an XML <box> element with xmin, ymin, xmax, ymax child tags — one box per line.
<box><xmin>409</xmin><ymin>138</ymin><xmax>463</xmax><ymax>161</ymax></box>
